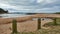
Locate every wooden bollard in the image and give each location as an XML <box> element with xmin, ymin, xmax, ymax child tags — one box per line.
<box><xmin>37</xmin><ymin>18</ymin><xmax>41</xmax><ymax>30</ymax></box>
<box><xmin>12</xmin><ymin>19</ymin><xmax>17</xmax><ymax>34</ymax></box>
<box><xmin>53</xmin><ymin>18</ymin><xmax>57</xmax><ymax>25</ymax></box>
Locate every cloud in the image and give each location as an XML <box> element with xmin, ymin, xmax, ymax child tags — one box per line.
<box><xmin>0</xmin><ymin>0</ymin><xmax>60</xmax><ymax>13</ymax></box>
<box><xmin>0</xmin><ymin>3</ymin><xmax>15</xmax><ymax>9</ymax></box>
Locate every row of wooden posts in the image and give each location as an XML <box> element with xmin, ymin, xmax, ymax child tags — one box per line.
<box><xmin>12</xmin><ymin>18</ymin><xmax>57</xmax><ymax>34</ymax></box>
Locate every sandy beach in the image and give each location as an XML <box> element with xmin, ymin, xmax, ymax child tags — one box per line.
<box><xmin>0</xmin><ymin>19</ymin><xmax>53</xmax><ymax>34</ymax></box>
<box><xmin>0</xmin><ymin>18</ymin><xmax>53</xmax><ymax>34</ymax></box>
<box><xmin>0</xmin><ymin>14</ymin><xmax>60</xmax><ymax>34</ymax></box>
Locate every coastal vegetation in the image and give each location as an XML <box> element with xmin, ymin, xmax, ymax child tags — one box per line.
<box><xmin>19</xmin><ymin>18</ymin><xmax>60</xmax><ymax>34</ymax></box>
<box><xmin>0</xmin><ymin>8</ymin><xmax>8</xmax><ymax>14</ymax></box>
<box><xmin>54</xmin><ymin>12</ymin><xmax>60</xmax><ymax>14</ymax></box>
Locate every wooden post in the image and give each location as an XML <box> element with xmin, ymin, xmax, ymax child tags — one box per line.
<box><xmin>53</xmin><ymin>18</ymin><xmax>57</xmax><ymax>25</ymax></box>
<box><xmin>37</xmin><ymin>18</ymin><xmax>41</xmax><ymax>30</ymax></box>
<box><xmin>12</xmin><ymin>19</ymin><xmax>17</xmax><ymax>34</ymax></box>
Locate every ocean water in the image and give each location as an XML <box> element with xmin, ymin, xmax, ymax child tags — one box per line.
<box><xmin>0</xmin><ymin>14</ymin><xmax>31</xmax><ymax>18</ymax></box>
<box><xmin>0</xmin><ymin>14</ymin><xmax>52</xmax><ymax>21</ymax></box>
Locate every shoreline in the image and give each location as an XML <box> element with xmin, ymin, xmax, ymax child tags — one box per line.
<box><xmin>0</xmin><ymin>14</ymin><xmax>33</xmax><ymax>18</ymax></box>
<box><xmin>0</xmin><ymin>16</ymin><xmax>33</xmax><ymax>24</ymax></box>
<box><xmin>0</xmin><ymin>14</ymin><xmax>59</xmax><ymax>34</ymax></box>
<box><xmin>0</xmin><ymin>13</ymin><xmax>60</xmax><ymax>24</ymax></box>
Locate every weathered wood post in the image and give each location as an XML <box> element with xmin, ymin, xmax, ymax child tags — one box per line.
<box><xmin>53</xmin><ymin>18</ymin><xmax>57</xmax><ymax>25</ymax></box>
<box><xmin>37</xmin><ymin>18</ymin><xmax>41</xmax><ymax>30</ymax></box>
<box><xmin>12</xmin><ymin>19</ymin><xmax>17</xmax><ymax>34</ymax></box>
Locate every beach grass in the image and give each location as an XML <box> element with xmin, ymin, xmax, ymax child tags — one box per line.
<box><xmin>16</xmin><ymin>26</ymin><xmax>60</xmax><ymax>34</ymax></box>
<box><xmin>17</xmin><ymin>18</ymin><xmax>60</xmax><ymax>34</ymax></box>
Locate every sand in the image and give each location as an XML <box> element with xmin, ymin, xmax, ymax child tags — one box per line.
<box><xmin>0</xmin><ymin>18</ymin><xmax>53</xmax><ymax>34</ymax></box>
<box><xmin>0</xmin><ymin>16</ymin><xmax>33</xmax><ymax>24</ymax></box>
<box><xmin>1</xmin><ymin>14</ymin><xmax>59</xmax><ymax>34</ymax></box>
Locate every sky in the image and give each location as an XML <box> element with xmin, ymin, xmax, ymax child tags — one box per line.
<box><xmin>0</xmin><ymin>0</ymin><xmax>60</xmax><ymax>13</ymax></box>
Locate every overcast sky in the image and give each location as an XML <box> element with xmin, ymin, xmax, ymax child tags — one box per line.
<box><xmin>0</xmin><ymin>0</ymin><xmax>60</xmax><ymax>13</ymax></box>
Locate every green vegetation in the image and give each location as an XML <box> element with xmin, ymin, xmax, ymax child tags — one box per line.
<box><xmin>11</xmin><ymin>19</ymin><xmax>19</xmax><ymax>34</ymax></box>
<box><xmin>54</xmin><ymin>12</ymin><xmax>60</xmax><ymax>14</ymax></box>
<box><xmin>0</xmin><ymin>8</ymin><xmax>8</xmax><ymax>14</ymax></box>
<box><xmin>43</xmin><ymin>18</ymin><xmax>60</xmax><ymax>27</ymax></box>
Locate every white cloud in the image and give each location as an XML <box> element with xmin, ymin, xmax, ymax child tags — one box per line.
<box><xmin>0</xmin><ymin>3</ymin><xmax>16</xmax><ymax>9</ymax></box>
<box><xmin>37</xmin><ymin>0</ymin><xmax>57</xmax><ymax>3</ymax></box>
<box><xmin>0</xmin><ymin>0</ymin><xmax>60</xmax><ymax>13</ymax></box>
<box><xmin>37</xmin><ymin>0</ymin><xmax>44</xmax><ymax>3</ymax></box>
<box><xmin>0</xmin><ymin>2</ymin><xmax>26</xmax><ymax>11</ymax></box>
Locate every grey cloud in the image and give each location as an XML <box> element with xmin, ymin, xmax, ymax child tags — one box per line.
<box><xmin>0</xmin><ymin>0</ymin><xmax>60</xmax><ymax>13</ymax></box>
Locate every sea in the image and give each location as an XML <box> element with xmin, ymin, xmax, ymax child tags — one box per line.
<box><xmin>0</xmin><ymin>13</ymin><xmax>32</xmax><ymax>18</ymax></box>
<box><xmin>0</xmin><ymin>13</ymin><xmax>52</xmax><ymax>21</ymax></box>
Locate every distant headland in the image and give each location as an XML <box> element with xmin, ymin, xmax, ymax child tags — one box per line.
<box><xmin>0</xmin><ymin>8</ymin><xmax>8</xmax><ymax>14</ymax></box>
